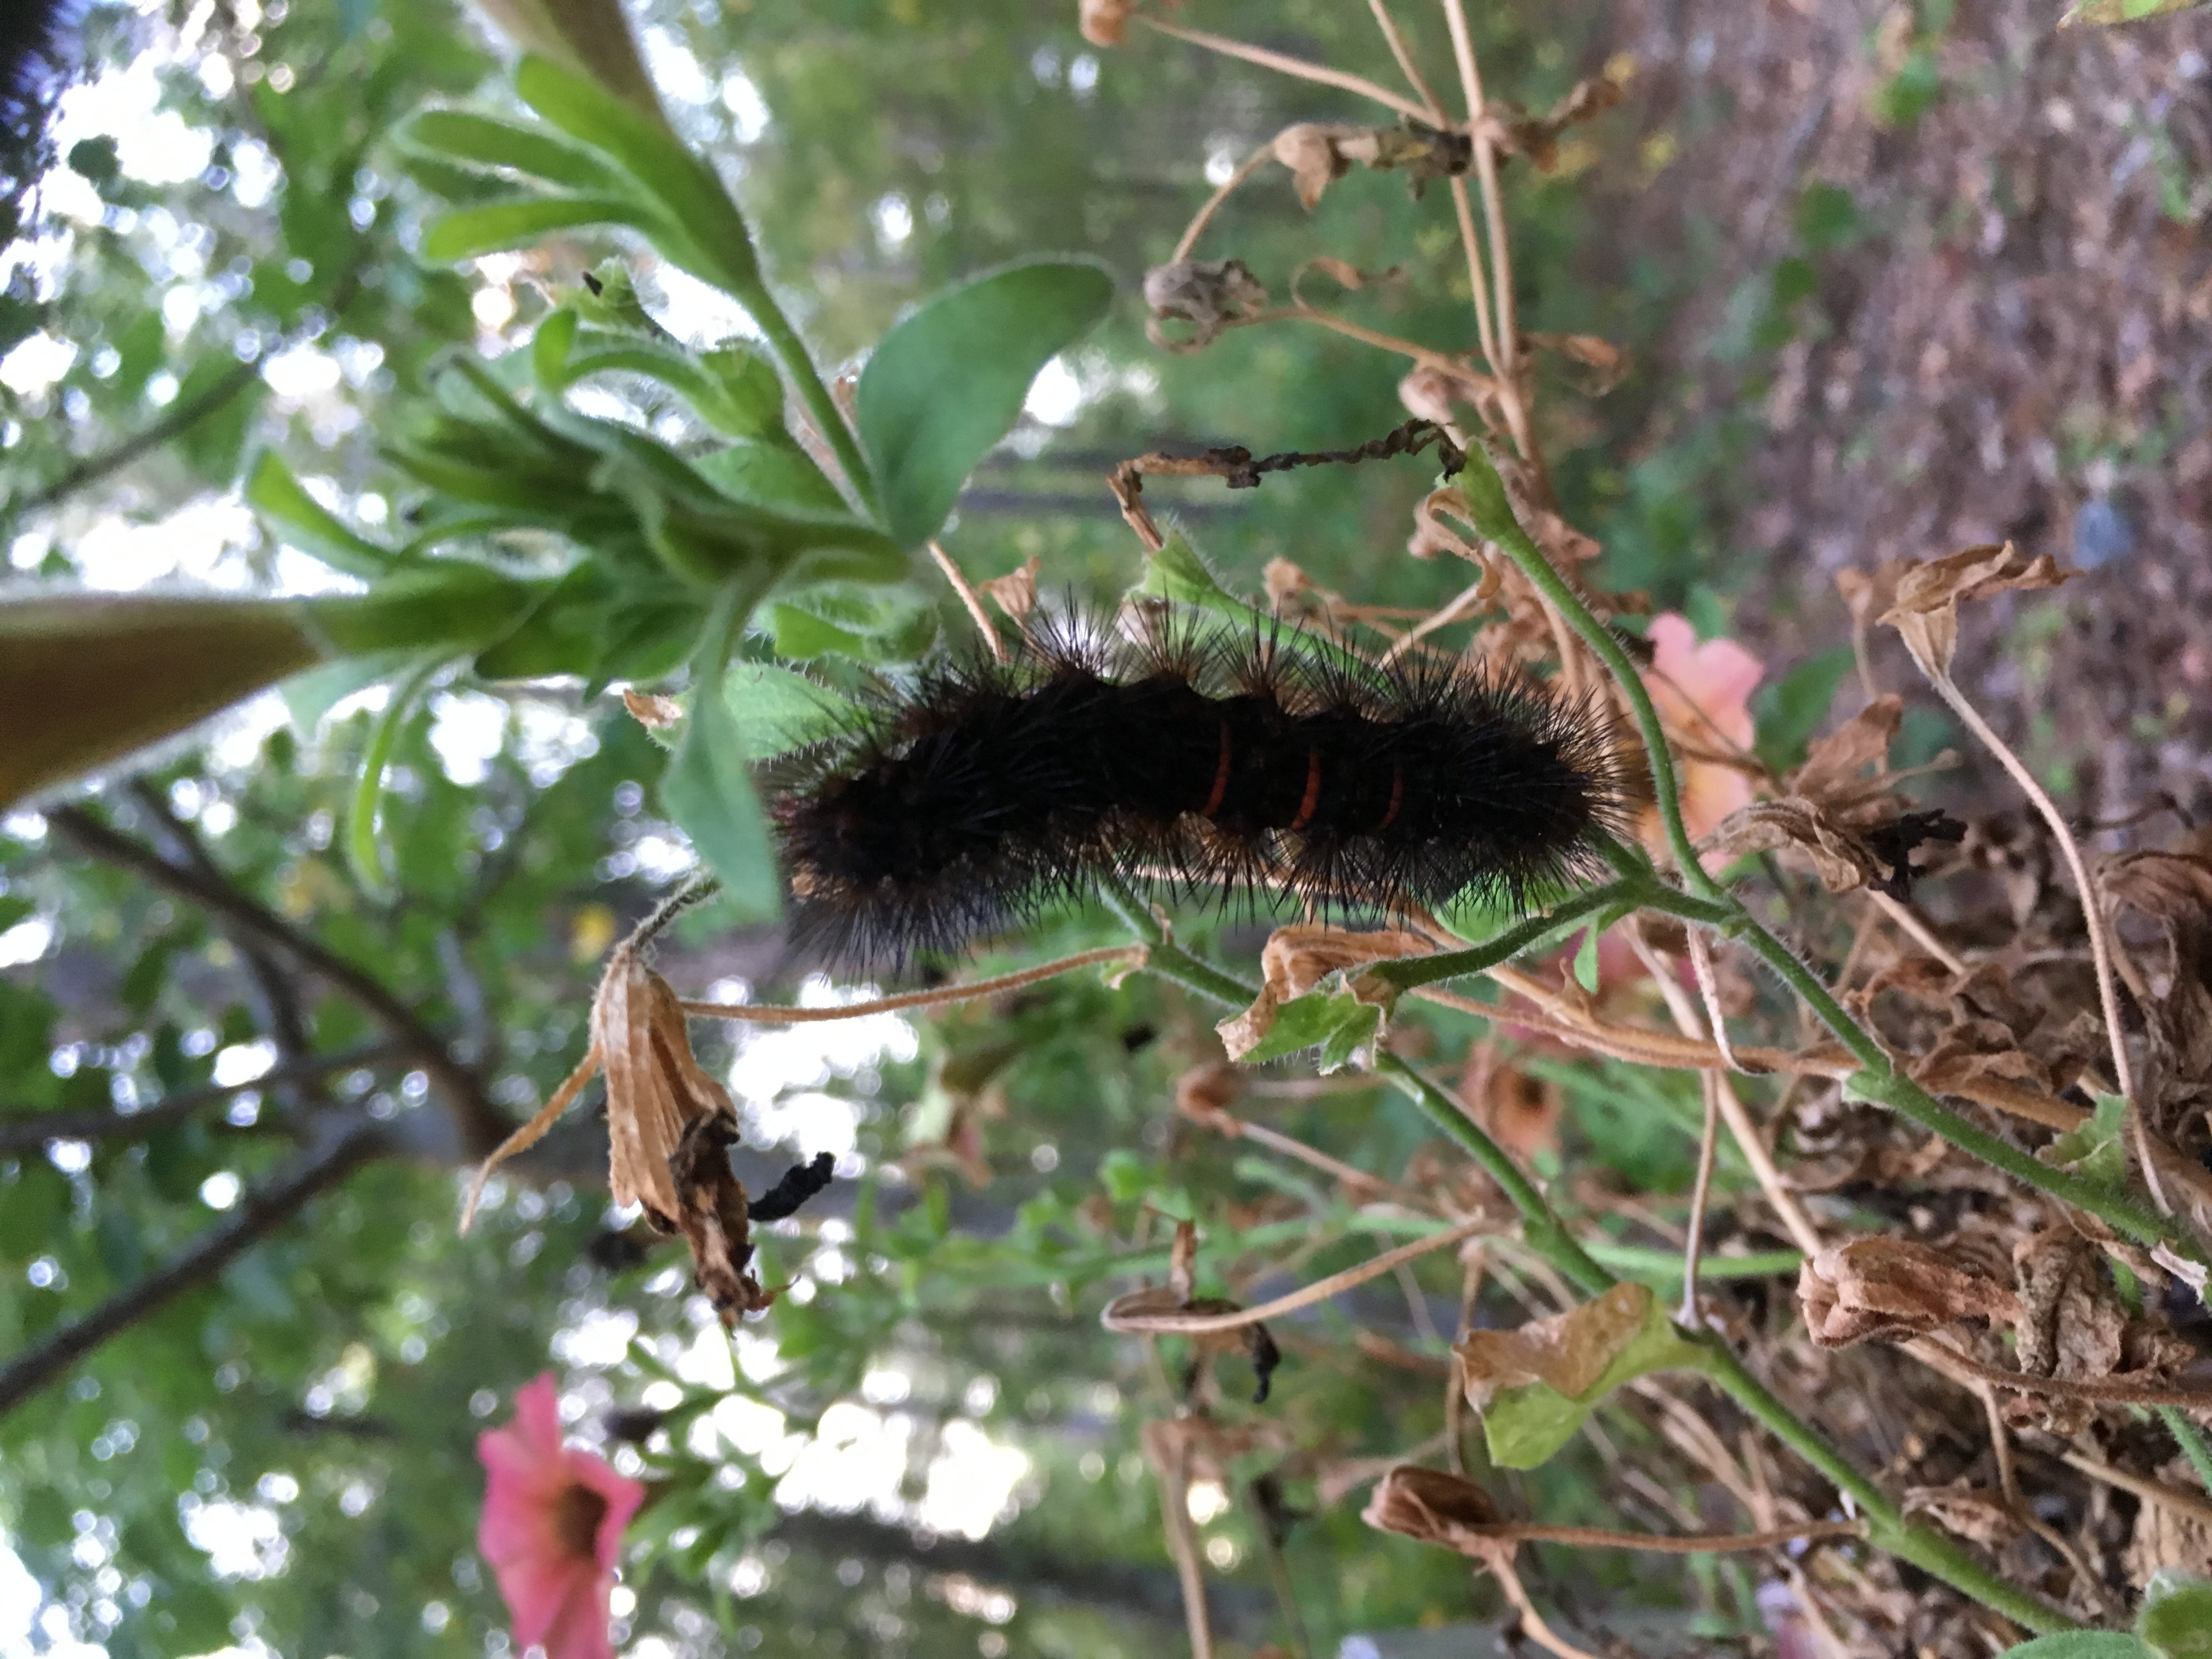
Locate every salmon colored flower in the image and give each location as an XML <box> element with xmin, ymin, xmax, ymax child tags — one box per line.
<box><xmin>1640</xmin><ymin>612</ymin><xmax>1763</xmax><ymax>845</ymax></box>
<box><xmin>477</xmin><ymin>1373</ymin><xmax>645</xmax><ymax>1659</ymax></box>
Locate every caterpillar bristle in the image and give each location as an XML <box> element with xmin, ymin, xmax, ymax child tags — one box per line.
<box><xmin>766</xmin><ymin>616</ymin><xmax>1626</xmax><ymax>972</ymax></box>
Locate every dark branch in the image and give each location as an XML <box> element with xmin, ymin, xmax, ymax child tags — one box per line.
<box><xmin>0</xmin><ymin>1117</ymin><xmax>381</xmax><ymax>1418</ymax></box>
<box><xmin>10</xmin><ymin>358</ymin><xmax>262</xmax><ymax>518</ymax></box>
<box><xmin>48</xmin><ymin>806</ymin><xmax>511</xmax><ymax>1157</ymax></box>
<box><xmin>0</xmin><ymin>1042</ymin><xmax>399</xmax><ymax>1152</ymax></box>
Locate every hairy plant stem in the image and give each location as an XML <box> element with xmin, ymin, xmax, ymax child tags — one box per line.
<box><xmin>1096</xmin><ymin>877</ymin><xmax>2075</xmax><ymax>1632</ymax></box>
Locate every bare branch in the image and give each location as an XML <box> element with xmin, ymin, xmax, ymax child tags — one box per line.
<box><xmin>0</xmin><ymin>1042</ymin><xmax>399</xmax><ymax>1152</ymax></box>
<box><xmin>0</xmin><ymin>1117</ymin><xmax>381</xmax><ymax>1418</ymax></box>
<box><xmin>48</xmin><ymin>806</ymin><xmax>510</xmax><ymax>1156</ymax></box>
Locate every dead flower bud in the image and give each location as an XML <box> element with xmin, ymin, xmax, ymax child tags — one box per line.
<box><xmin>1143</xmin><ymin>258</ymin><xmax>1269</xmax><ymax>352</ymax></box>
<box><xmin>1797</xmin><ymin>1238</ymin><xmax>2023</xmax><ymax>1348</ymax></box>
<box><xmin>461</xmin><ymin>940</ymin><xmax>797</xmax><ymax>1323</ymax></box>
<box><xmin>1361</xmin><ymin>1465</ymin><xmax>1511</xmax><ymax>1568</ymax></box>
<box><xmin>1174</xmin><ymin>1060</ymin><xmax>1245</xmax><ymax>1129</ymax></box>
<box><xmin>620</xmin><ymin>689</ymin><xmax>684</xmax><ymax>731</ymax></box>
<box><xmin>1879</xmin><ymin>540</ymin><xmax>2078</xmax><ymax>682</ymax></box>
<box><xmin>1077</xmin><ymin>0</ymin><xmax>1134</xmax><ymax>47</ymax></box>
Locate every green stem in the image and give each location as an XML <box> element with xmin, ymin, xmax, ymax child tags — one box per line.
<box><xmin>1098</xmin><ymin>876</ymin><xmax>2075</xmax><ymax>1630</ymax></box>
<box><xmin>1696</xmin><ymin>1346</ymin><xmax>2073</xmax><ymax>1634</ymax></box>
<box><xmin>1454</xmin><ymin>443</ymin><xmax>1718</xmax><ymax>899</ymax></box>
<box><xmin>2158</xmin><ymin>1406</ymin><xmax>2212</xmax><ymax>1494</ymax></box>
<box><xmin>727</xmin><ymin>272</ymin><xmax>881</xmax><ymax>524</ymax></box>
<box><xmin>1368</xmin><ymin>880</ymin><xmax>1633</xmax><ymax>992</ymax></box>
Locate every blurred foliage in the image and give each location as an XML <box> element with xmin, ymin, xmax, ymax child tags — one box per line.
<box><xmin>0</xmin><ymin>2</ymin><xmax>1797</xmax><ymax>1657</ymax></box>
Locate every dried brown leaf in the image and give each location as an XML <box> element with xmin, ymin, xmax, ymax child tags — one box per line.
<box><xmin>1797</xmin><ymin>1237</ymin><xmax>2024</xmax><ymax>1347</ymax></box>
<box><xmin>1702</xmin><ymin>798</ymin><xmax>1885</xmax><ymax>894</ymax></box>
<box><xmin>1791</xmin><ymin>695</ymin><xmax>1903</xmax><ymax>814</ymax></box>
<box><xmin>620</xmin><ymin>689</ymin><xmax>684</xmax><ymax>731</ymax></box>
<box><xmin>1217</xmin><ymin>925</ymin><xmax>1428</xmax><ymax>1059</ymax></box>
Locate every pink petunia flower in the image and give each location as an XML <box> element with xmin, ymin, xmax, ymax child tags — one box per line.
<box><xmin>1640</xmin><ymin>612</ymin><xmax>1764</xmax><ymax>847</ymax></box>
<box><xmin>477</xmin><ymin>1373</ymin><xmax>646</xmax><ymax>1659</ymax></box>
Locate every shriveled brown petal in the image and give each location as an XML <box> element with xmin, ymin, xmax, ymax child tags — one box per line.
<box><xmin>1456</xmin><ymin>1282</ymin><xmax>1654</xmax><ymax>1406</ymax></box>
<box><xmin>594</xmin><ymin>944</ymin><xmax>734</xmax><ymax>1221</ymax></box>
<box><xmin>1902</xmin><ymin>1483</ymin><xmax>2023</xmax><ymax>1547</ymax></box>
<box><xmin>1175</xmin><ymin>1060</ymin><xmax>1245</xmax><ymax>1128</ymax></box>
<box><xmin>2101</xmin><ymin>850</ymin><xmax>2212</xmax><ymax>925</ymax></box>
<box><xmin>1217</xmin><ymin>925</ymin><xmax>1429</xmax><ymax>1059</ymax></box>
<box><xmin>1273</xmin><ymin>123</ymin><xmax>1355</xmax><ymax>210</ymax></box>
<box><xmin>666</xmin><ymin>1113</ymin><xmax>775</xmax><ymax>1322</ymax></box>
<box><xmin>1361</xmin><ymin>1464</ymin><xmax>1506</xmax><ymax>1562</ymax></box>
<box><xmin>1791</xmin><ymin>695</ymin><xmax>1903</xmax><ymax>811</ymax></box>
<box><xmin>1879</xmin><ymin>541</ymin><xmax>2078</xmax><ymax>680</ymax></box>
<box><xmin>1701</xmin><ymin>798</ymin><xmax>1883</xmax><ymax>894</ymax></box>
<box><xmin>1797</xmin><ymin>1237</ymin><xmax>2024</xmax><ymax>1348</ymax></box>
<box><xmin>1142</xmin><ymin>258</ymin><xmax>1269</xmax><ymax>352</ymax></box>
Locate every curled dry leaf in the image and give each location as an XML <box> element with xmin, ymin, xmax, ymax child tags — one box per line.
<box><xmin>1217</xmin><ymin>924</ymin><xmax>1429</xmax><ymax>1060</ymax></box>
<box><xmin>1143</xmin><ymin>257</ymin><xmax>1269</xmax><ymax>352</ymax></box>
<box><xmin>620</xmin><ymin>689</ymin><xmax>684</xmax><ymax>731</ymax></box>
<box><xmin>1455</xmin><ymin>1281</ymin><xmax>1656</xmax><ymax>1408</ymax></box>
<box><xmin>1878</xmin><ymin>541</ymin><xmax>2079</xmax><ymax>682</ymax></box>
<box><xmin>979</xmin><ymin>555</ymin><xmax>1041</xmax><ymax>625</ymax></box>
<box><xmin>1702</xmin><ymin>798</ymin><xmax>1964</xmax><ymax>901</ymax></box>
<box><xmin>1796</xmin><ymin>1237</ymin><xmax>2023</xmax><ymax>1348</ymax></box>
<box><xmin>1361</xmin><ymin>1464</ymin><xmax>1511</xmax><ymax>1569</ymax></box>
<box><xmin>1273</xmin><ymin>120</ymin><xmax>1472</xmax><ymax>210</ymax></box>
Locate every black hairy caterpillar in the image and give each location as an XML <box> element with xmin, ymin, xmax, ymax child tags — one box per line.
<box><xmin>766</xmin><ymin>616</ymin><xmax>1624</xmax><ymax>969</ymax></box>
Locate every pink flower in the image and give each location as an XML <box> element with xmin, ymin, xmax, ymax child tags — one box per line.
<box><xmin>477</xmin><ymin>1374</ymin><xmax>645</xmax><ymax>1659</ymax></box>
<box><xmin>1640</xmin><ymin>612</ymin><xmax>1764</xmax><ymax>845</ymax></box>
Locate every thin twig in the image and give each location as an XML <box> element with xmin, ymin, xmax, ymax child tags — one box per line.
<box><xmin>681</xmin><ymin>946</ymin><xmax>1147</xmax><ymax>1023</ymax></box>
<box><xmin>1917</xmin><ymin>1340</ymin><xmax>2212</xmax><ymax>1409</ymax></box>
<box><xmin>2061</xmin><ymin>1451</ymin><xmax>2212</xmax><ymax>1530</ymax></box>
<box><xmin>1135</xmin><ymin>14</ymin><xmax>1434</xmax><ymax>122</ymax></box>
<box><xmin>1679</xmin><ymin>1074</ymin><xmax>1721</xmax><ymax>1324</ymax></box>
<box><xmin>1367</xmin><ymin>0</ymin><xmax>1446</xmax><ymax>115</ymax></box>
<box><xmin>1171</xmin><ymin>143</ymin><xmax>1274</xmax><ymax>264</ymax></box>
<box><xmin>1471</xmin><ymin>1517</ymin><xmax>1867</xmax><ymax>1554</ymax></box>
<box><xmin>928</xmin><ymin>539</ymin><xmax>1008</xmax><ymax>664</ymax></box>
<box><xmin>1103</xmin><ymin>1216</ymin><xmax>1491</xmax><ymax>1335</ymax></box>
<box><xmin>0</xmin><ymin>1119</ymin><xmax>381</xmax><ymax>1418</ymax></box>
<box><xmin>0</xmin><ymin>1043</ymin><xmax>398</xmax><ymax>1152</ymax></box>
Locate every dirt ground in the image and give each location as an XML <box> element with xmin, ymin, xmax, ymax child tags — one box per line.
<box><xmin>1615</xmin><ymin>0</ymin><xmax>2212</xmax><ymax>824</ymax></box>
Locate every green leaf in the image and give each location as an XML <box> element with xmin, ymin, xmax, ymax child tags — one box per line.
<box><xmin>660</xmin><ymin>666</ymin><xmax>782</xmax><ymax>919</ymax></box>
<box><xmin>1228</xmin><ymin>987</ymin><xmax>1380</xmax><ymax>1070</ymax></box>
<box><xmin>1995</xmin><ymin>1639</ymin><xmax>2154</xmax><ymax>1659</ymax></box>
<box><xmin>514</xmin><ymin>56</ymin><xmax>760</xmax><ymax>294</ymax></box>
<box><xmin>2140</xmin><ymin>1570</ymin><xmax>2212</xmax><ymax>1657</ymax></box>
<box><xmin>421</xmin><ymin>195</ymin><xmax>652</xmax><ymax>262</ymax></box>
<box><xmin>2062</xmin><ymin>0</ymin><xmax>2208</xmax><ymax>19</ymax></box>
<box><xmin>246</xmin><ymin>453</ymin><xmax>404</xmax><ymax>580</ymax></box>
<box><xmin>403</xmin><ymin>109</ymin><xmax>624</xmax><ymax>192</ymax></box>
<box><xmin>762</xmin><ymin>586</ymin><xmax>935</xmax><ymax>663</ymax></box>
<box><xmin>2042</xmin><ymin>1092</ymin><xmax>2129</xmax><ymax>1195</ymax></box>
<box><xmin>856</xmin><ymin>257</ymin><xmax>1115</xmax><ymax>547</ymax></box>
<box><xmin>1572</xmin><ymin>923</ymin><xmax>1601</xmax><ymax>993</ymax></box>
<box><xmin>722</xmin><ymin>662</ymin><xmax>854</xmax><ymax>760</ymax></box>
<box><xmin>1752</xmin><ymin>645</ymin><xmax>1855</xmax><ymax>772</ymax></box>
<box><xmin>1482</xmin><ymin>1284</ymin><xmax>1704</xmax><ymax>1469</ymax></box>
